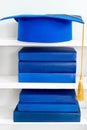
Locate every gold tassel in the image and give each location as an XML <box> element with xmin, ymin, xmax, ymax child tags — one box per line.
<box><xmin>76</xmin><ymin>24</ymin><xmax>85</xmax><ymax>101</ymax></box>
<box><xmin>76</xmin><ymin>76</ymin><xmax>84</xmax><ymax>101</ymax></box>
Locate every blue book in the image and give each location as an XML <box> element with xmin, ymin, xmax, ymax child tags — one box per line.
<box><xmin>18</xmin><ymin>73</ymin><xmax>76</xmax><ymax>83</ymax></box>
<box><xmin>19</xmin><ymin>89</ymin><xmax>76</xmax><ymax>103</ymax></box>
<box><xmin>18</xmin><ymin>102</ymin><xmax>79</xmax><ymax>112</ymax></box>
<box><xmin>14</xmin><ymin>106</ymin><xmax>80</xmax><ymax>122</ymax></box>
<box><xmin>18</xmin><ymin>47</ymin><xmax>76</xmax><ymax>61</ymax></box>
<box><xmin>19</xmin><ymin>61</ymin><xmax>76</xmax><ymax>73</ymax></box>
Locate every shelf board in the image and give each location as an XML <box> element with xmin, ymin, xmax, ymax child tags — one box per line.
<box><xmin>0</xmin><ymin>76</ymin><xmax>87</xmax><ymax>89</ymax></box>
<box><xmin>0</xmin><ymin>39</ymin><xmax>86</xmax><ymax>47</ymax></box>
<box><xmin>0</xmin><ymin>108</ymin><xmax>87</xmax><ymax>124</ymax></box>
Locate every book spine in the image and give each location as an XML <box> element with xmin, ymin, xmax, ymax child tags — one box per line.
<box><xmin>14</xmin><ymin>107</ymin><xmax>80</xmax><ymax>122</ymax></box>
<box><xmin>19</xmin><ymin>62</ymin><xmax>76</xmax><ymax>73</ymax></box>
<box><xmin>18</xmin><ymin>73</ymin><xmax>76</xmax><ymax>83</ymax></box>
<box><xmin>19</xmin><ymin>52</ymin><xmax>76</xmax><ymax>61</ymax></box>
<box><xmin>19</xmin><ymin>95</ymin><xmax>76</xmax><ymax>103</ymax></box>
<box><xmin>18</xmin><ymin>103</ymin><xmax>79</xmax><ymax>112</ymax></box>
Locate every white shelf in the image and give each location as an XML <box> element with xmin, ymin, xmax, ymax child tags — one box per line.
<box><xmin>0</xmin><ymin>76</ymin><xmax>87</xmax><ymax>89</ymax></box>
<box><xmin>0</xmin><ymin>39</ymin><xmax>86</xmax><ymax>47</ymax></box>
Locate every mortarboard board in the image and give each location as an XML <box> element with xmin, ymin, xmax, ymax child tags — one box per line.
<box><xmin>0</xmin><ymin>14</ymin><xmax>85</xmax><ymax>101</ymax></box>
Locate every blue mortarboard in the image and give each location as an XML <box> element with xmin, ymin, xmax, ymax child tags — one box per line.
<box><xmin>0</xmin><ymin>14</ymin><xmax>84</xmax><ymax>43</ymax></box>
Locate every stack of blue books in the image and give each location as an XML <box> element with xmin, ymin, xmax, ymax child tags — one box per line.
<box><xmin>14</xmin><ymin>89</ymin><xmax>80</xmax><ymax>122</ymax></box>
<box><xmin>18</xmin><ymin>47</ymin><xmax>76</xmax><ymax>83</ymax></box>
<box><xmin>14</xmin><ymin>47</ymin><xmax>80</xmax><ymax>122</ymax></box>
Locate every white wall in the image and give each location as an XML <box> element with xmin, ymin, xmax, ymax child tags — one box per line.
<box><xmin>0</xmin><ymin>0</ymin><xmax>86</xmax><ymax>16</ymax></box>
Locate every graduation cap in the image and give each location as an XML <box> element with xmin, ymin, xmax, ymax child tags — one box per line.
<box><xmin>0</xmin><ymin>14</ymin><xmax>85</xmax><ymax>101</ymax></box>
<box><xmin>0</xmin><ymin>14</ymin><xmax>84</xmax><ymax>43</ymax></box>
